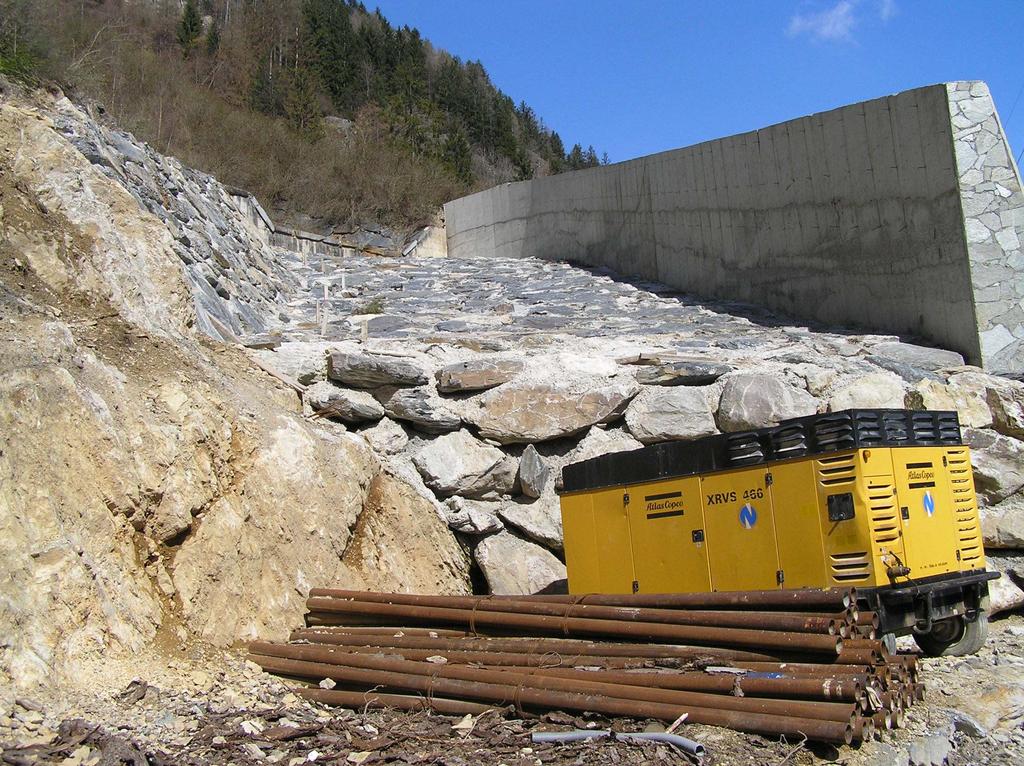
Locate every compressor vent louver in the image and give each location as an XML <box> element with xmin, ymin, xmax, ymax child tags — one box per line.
<box><xmin>562</xmin><ymin>409</ymin><xmax>964</xmax><ymax>494</ymax></box>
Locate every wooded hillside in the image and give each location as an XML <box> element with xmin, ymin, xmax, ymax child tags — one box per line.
<box><xmin>0</xmin><ymin>0</ymin><xmax>604</xmax><ymax>230</ymax></box>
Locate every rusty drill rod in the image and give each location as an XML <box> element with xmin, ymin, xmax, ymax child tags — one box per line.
<box><xmin>707</xmin><ymin>661</ymin><xmax>879</xmax><ymax>678</ymax></box>
<box><xmin>302</xmin><ymin>611</ymin><xmax>849</xmax><ymax>638</ymax></box>
<box><xmin>844</xmin><ymin>637</ymin><xmax>890</xmax><ymax>657</ymax></box>
<box><xmin>311</xmin><ymin>587</ymin><xmax>855</xmax><ymax>611</ymax></box>
<box><xmin>297</xmin><ymin>626</ymin><xmax>471</xmax><ymax>638</ymax></box>
<box><xmin>835</xmin><ymin>647</ymin><xmax>885</xmax><ymax>665</ymax></box>
<box><xmin>290</xmin><ymin>629</ymin><xmax>787</xmax><ymax>662</ymax></box>
<box><xmin>287</xmin><ymin>643</ymin><xmax>651</xmax><ymax>669</ymax></box>
<box><xmin>306</xmin><ymin>591</ymin><xmax>851</xmax><ymax>635</ymax></box>
<box><xmin>855</xmin><ymin>611</ymin><xmax>881</xmax><ymax>628</ymax></box>
<box><xmin>488</xmin><ymin>664</ymin><xmax>865</xmax><ymax>702</ymax></box>
<box><xmin>249</xmin><ymin>652</ymin><xmax>855</xmax><ymax>744</ymax></box>
<box><xmin>304</xmin><ymin>598</ymin><xmax>844</xmax><ymax>656</ymax></box>
<box><xmin>297</xmin><ymin>688</ymin><xmax>496</xmax><ymax>715</ymax></box>
<box><xmin>251</xmin><ymin>641</ymin><xmax>858</xmax><ymax>723</ymax></box>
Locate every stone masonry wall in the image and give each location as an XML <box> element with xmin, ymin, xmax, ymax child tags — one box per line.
<box><xmin>948</xmin><ymin>82</ymin><xmax>1024</xmax><ymax>371</ymax></box>
<box><xmin>445</xmin><ymin>82</ymin><xmax>1023</xmax><ymax>372</ymax></box>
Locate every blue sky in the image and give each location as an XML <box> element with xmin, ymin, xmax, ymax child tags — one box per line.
<box><xmin>372</xmin><ymin>0</ymin><xmax>1024</xmax><ymax>165</ymax></box>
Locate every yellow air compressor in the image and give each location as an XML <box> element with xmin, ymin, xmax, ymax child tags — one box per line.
<box><xmin>559</xmin><ymin>409</ymin><xmax>997</xmax><ymax>656</ymax></box>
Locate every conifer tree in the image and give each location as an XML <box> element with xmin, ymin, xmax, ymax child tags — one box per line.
<box><xmin>205</xmin><ymin>19</ymin><xmax>220</xmax><ymax>56</ymax></box>
<box><xmin>177</xmin><ymin>0</ymin><xmax>202</xmax><ymax>58</ymax></box>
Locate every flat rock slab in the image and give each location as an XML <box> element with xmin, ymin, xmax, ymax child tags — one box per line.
<box><xmin>716</xmin><ymin>373</ymin><xmax>818</xmax><ymax>432</ymax></box>
<box><xmin>435</xmin><ymin>358</ymin><xmax>524</xmax><ymax>393</ymax></box>
<box><xmin>624</xmin><ymin>386</ymin><xmax>718</xmax><ymax>444</ymax></box>
<box><xmin>869</xmin><ymin>341</ymin><xmax>965</xmax><ymax>371</ymax></box>
<box><xmin>634</xmin><ymin>360</ymin><xmax>732</xmax><ymax>386</ymax></box>
<box><xmin>473</xmin><ymin>530</ymin><xmax>567</xmax><ymax>595</ymax></box>
<box><xmin>466</xmin><ymin>377</ymin><xmax>639</xmax><ymax>444</ymax></box>
<box><xmin>328</xmin><ymin>351</ymin><xmax>428</xmax><ymax>388</ymax></box>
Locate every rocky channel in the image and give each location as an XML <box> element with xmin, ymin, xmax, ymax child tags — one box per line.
<box><xmin>2</xmin><ymin>81</ymin><xmax>1024</xmax><ymax>765</ymax></box>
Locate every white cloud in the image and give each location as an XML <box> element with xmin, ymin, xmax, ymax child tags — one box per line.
<box><xmin>787</xmin><ymin>1</ymin><xmax>858</xmax><ymax>42</ymax></box>
<box><xmin>879</xmin><ymin>0</ymin><xmax>897</xmax><ymax>22</ymax></box>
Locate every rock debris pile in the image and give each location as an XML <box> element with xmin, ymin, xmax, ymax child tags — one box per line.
<box><xmin>255</xmin><ymin>247</ymin><xmax>1024</xmax><ymax>604</ymax></box>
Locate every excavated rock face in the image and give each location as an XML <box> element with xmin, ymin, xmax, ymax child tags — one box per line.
<box><xmin>170</xmin><ymin>417</ymin><xmax>379</xmax><ymax>645</ymax></box>
<box><xmin>0</xmin><ymin>91</ymin><xmax>469</xmax><ymax>692</ymax></box>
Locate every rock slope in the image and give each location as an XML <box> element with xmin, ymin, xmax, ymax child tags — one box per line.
<box><xmin>0</xmin><ymin>85</ymin><xmax>469</xmax><ymax>698</ymax></box>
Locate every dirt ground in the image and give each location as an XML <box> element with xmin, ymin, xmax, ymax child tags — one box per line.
<box><xmin>2</xmin><ymin>614</ymin><xmax>1022</xmax><ymax>766</ymax></box>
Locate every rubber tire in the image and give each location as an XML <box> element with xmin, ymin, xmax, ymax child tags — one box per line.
<box><xmin>914</xmin><ymin>612</ymin><xmax>989</xmax><ymax>657</ymax></box>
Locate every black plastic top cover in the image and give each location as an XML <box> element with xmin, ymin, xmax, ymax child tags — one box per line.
<box><xmin>560</xmin><ymin>409</ymin><xmax>962</xmax><ymax>494</ymax></box>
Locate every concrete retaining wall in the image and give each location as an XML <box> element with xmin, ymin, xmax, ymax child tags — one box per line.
<box><xmin>445</xmin><ymin>82</ymin><xmax>1023</xmax><ymax>372</ymax></box>
<box><xmin>228</xmin><ymin>189</ymin><xmax>352</xmax><ymax>260</ymax></box>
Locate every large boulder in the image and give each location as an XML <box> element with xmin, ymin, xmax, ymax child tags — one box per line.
<box><xmin>360</xmin><ymin>417</ymin><xmax>408</xmax><ymax>455</ymax></box>
<box><xmin>624</xmin><ymin>386</ymin><xmax>718</xmax><ymax>444</ymax></box>
<box><xmin>986</xmin><ymin>377</ymin><xmax>1024</xmax><ymax>439</ymax></box>
<box><xmin>254</xmin><ymin>342</ymin><xmax>332</xmax><ymax>385</ymax></box>
<box><xmin>980</xmin><ymin>495</ymin><xmax>1024</xmax><ymax>549</ymax></box>
<box><xmin>828</xmin><ymin>372</ymin><xmax>907</xmax><ymax>411</ymax></box>
<box><xmin>327</xmin><ymin>350</ymin><xmax>428</xmax><ymax>388</ymax></box>
<box><xmin>375</xmin><ymin>386</ymin><xmax>462</xmax><ymax>433</ymax></box>
<box><xmin>716</xmin><ymin>373</ymin><xmax>818</xmax><ymax>432</ymax></box>
<box><xmin>634</xmin><ymin>360</ymin><xmax>732</xmax><ymax>386</ymax></box>
<box><xmin>498</xmin><ymin>494</ymin><xmax>563</xmax><ymax>551</ymax></box>
<box><xmin>986</xmin><ymin>554</ymin><xmax>1024</xmax><ymax>615</ymax></box>
<box><xmin>412</xmin><ymin>429</ymin><xmax>517</xmax><ymax>497</ymax></box>
<box><xmin>465</xmin><ymin>376</ymin><xmax>639</xmax><ymax>444</ymax></box>
<box><xmin>946</xmin><ymin>373</ymin><xmax>996</xmax><ymax>429</ymax></box>
<box><xmin>305</xmin><ymin>381</ymin><xmax>385</xmax><ymax>423</ymax></box>
<box><xmin>473</xmin><ymin>531</ymin><xmax>567</xmax><ymax>595</ymax></box>
<box><xmin>568</xmin><ymin>426</ymin><xmax>645</xmax><ymax>464</ymax></box>
<box><xmin>963</xmin><ymin>428</ymin><xmax>1024</xmax><ymax>505</ymax></box>
<box><xmin>518</xmin><ymin>444</ymin><xmax>551</xmax><ymax>499</ymax></box>
<box><xmin>868</xmin><ymin>341</ymin><xmax>965</xmax><ymax>371</ymax></box>
<box><xmin>435</xmin><ymin>358</ymin><xmax>524</xmax><ymax>393</ymax></box>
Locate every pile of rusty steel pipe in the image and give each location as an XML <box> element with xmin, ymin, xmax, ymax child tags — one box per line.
<box><xmin>250</xmin><ymin>588</ymin><xmax>923</xmax><ymax>747</ymax></box>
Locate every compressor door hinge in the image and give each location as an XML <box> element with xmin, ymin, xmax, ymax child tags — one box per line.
<box><xmin>776</xmin><ymin>569</ymin><xmax>785</xmax><ymax>586</ymax></box>
<box><xmin>623</xmin><ymin>493</ymin><xmax>630</xmax><ymax>505</ymax></box>
<box><xmin>765</xmin><ymin>472</ymin><xmax>774</xmax><ymax>487</ymax></box>
<box><xmin>632</xmin><ymin>580</ymin><xmax>640</xmax><ymax>594</ymax></box>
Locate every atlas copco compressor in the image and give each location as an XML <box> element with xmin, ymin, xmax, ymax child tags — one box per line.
<box><xmin>559</xmin><ymin>409</ymin><xmax>997</xmax><ymax>656</ymax></box>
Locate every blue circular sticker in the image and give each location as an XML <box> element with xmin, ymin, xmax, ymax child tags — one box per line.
<box><xmin>739</xmin><ymin>503</ymin><xmax>758</xmax><ymax>529</ymax></box>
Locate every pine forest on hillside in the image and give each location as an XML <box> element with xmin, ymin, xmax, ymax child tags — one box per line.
<box><xmin>0</xmin><ymin>0</ymin><xmax>605</xmax><ymax>231</ymax></box>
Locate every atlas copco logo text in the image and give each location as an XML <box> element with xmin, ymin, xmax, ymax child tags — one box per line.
<box><xmin>908</xmin><ymin>469</ymin><xmax>934</xmax><ymax>481</ymax></box>
<box><xmin>646</xmin><ymin>499</ymin><xmax>685</xmax><ymax>512</ymax></box>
